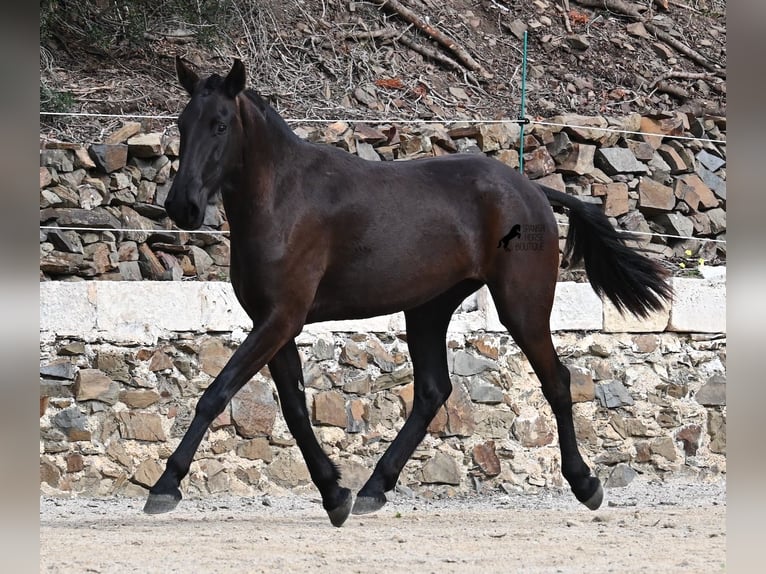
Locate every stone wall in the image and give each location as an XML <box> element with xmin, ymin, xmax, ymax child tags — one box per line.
<box><xmin>39</xmin><ymin>279</ymin><xmax>726</xmax><ymax>499</ymax></box>
<box><xmin>39</xmin><ymin>111</ymin><xmax>726</xmax><ymax>282</ymax></box>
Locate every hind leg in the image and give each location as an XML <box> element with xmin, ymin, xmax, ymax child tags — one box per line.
<box><xmin>488</xmin><ymin>281</ymin><xmax>603</xmax><ymax>510</ymax></box>
<box><xmin>352</xmin><ymin>281</ymin><xmax>480</xmax><ymax>515</ymax></box>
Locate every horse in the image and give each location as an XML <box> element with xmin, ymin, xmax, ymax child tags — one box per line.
<box><xmin>144</xmin><ymin>57</ymin><xmax>673</xmax><ymax>527</ymax></box>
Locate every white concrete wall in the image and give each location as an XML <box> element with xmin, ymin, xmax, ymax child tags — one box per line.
<box><xmin>39</xmin><ymin>274</ymin><xmax>725</xmax><ymax>344</ymax></box>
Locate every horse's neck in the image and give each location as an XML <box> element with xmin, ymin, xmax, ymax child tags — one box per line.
<box><xmin>223</xmin><ymin>100</ymin><xmax>297</xmax><ymax>231</ymax></box>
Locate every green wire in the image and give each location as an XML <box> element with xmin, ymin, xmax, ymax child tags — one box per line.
<box><xmin>519</xmin><ymin>30</ymin><xmax>528</xmax><ymax>174</ymax></box>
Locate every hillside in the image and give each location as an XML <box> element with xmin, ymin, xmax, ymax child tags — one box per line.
<box><xmin>40</xmin><ymin>0</ymin><xmax>726</xmax><ymax>142</ymax></box>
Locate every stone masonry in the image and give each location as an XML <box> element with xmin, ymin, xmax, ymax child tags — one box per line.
<box><xmin>39</xmin><ymin>278</ymin><xmax>726</xmax><ymax>500</ymax></box>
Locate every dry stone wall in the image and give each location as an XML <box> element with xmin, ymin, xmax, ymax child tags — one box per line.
<box><xmin>39</xmin><ymin>279</ymin><xmax>726</xmax><ymax>499</ymax></box>
<box><xmin>39</xmin><ymin>111</ymin><xmax>726</xmax><ymax>282</ymax></box>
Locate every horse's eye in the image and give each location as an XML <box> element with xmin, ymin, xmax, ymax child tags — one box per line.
<box><xmin>217</xmin><ymin>122</ymin><xmax>227</xmax><ymax>134</ymax></box>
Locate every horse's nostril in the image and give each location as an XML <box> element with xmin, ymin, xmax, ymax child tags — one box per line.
<box><xmin>188</xmin><ymin>203</ymin><xmax>200</xmax><ymax>224</ymax></box>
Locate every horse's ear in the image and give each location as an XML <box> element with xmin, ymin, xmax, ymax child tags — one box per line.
<box><xmin>224</xmin><ymin>59</ymin><xmax>246</xmax><ymax>98</ymax></box>
<box><xmin>176</xmin><ymin>56</ymin><xmax>199</xmax><ymax>96</ymax></box>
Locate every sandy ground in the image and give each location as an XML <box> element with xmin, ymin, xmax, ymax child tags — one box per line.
<box><xmin>40</xmin><ymin>477</ymin><xmax>725</xmax><ymax>574</ymax></box>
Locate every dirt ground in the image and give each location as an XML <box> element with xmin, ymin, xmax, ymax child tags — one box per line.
<box><xmin>40</xmin><ymin>477</ymin><xmax>725</xmax><ymax>573</ymax></box>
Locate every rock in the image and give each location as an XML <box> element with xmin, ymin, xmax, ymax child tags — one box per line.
<box><xmin>556</xmin><ymin>143</ymin><xmax>596</xmax><ymax>175</ymax></box>
<box><xmin>64</xmin><ymin>452</ymin><xmax>83</xmax><ymax>473</ymax></box>
<box><xmin>705</xmin><ymin>208</ymin><xmax>726</xmax><ymax>234</ymax></box>
<box><xmin>472</xmin><ymin>441</ymin><xmax>501</xmax><ymax>476</ymax></box>
<box><xmin>105</xmin><ymin>122</ymin><xmax>142</xmax><ymax>144</ymax></box>
<box><xmin>231</xmin><ymin>380</ymin><xmax>278</xmax><ymax>438</ymax></box>
<box><xmin>565</xmin><ymin>34</ymin><xmax>590</xmax><ymax>50</ymax></box>
<box><xmin>595</xmin><ymin>147</ymin><xmax>647</xmax><ymax>175</ymax></box>
<box><xmin>652</xmin><ymin>213</ymin><xmax>694</xmax><ymax>238</ymax></box>
<box><xmin>637</xmin><ymin>177</ymin><xmax>675</xmax><ymax>213</ymax></box>
<box><xmin>657</xmin><ymin>144</ymin><xmax>688</xmax><ymax>174</ymax></box>
<box><xmin>347</xmin><ymin>398</ymin><xmax>367</xmax><ymax>433</ymax></box>
<box><xmin>340</xmin><ymin>340</ymin><xmax>368</xmax><ymax>369</ymax></box>
<box><xmin>696</xmin><ymin>149</ymin><xmax>725</xmax><ymax>172</ymax></box>
<box><xmin>592</xmin><ymin>182</ymin><xmax>629</xmax><ymax>217</ymax></box>
<box><xmin>40</xmin><ymin>207</ymin><xmax>121</xmax><ymax>229</ymax></box>
<box><xmin>695</xmin><ymin>375</ymin><xmax>725</xmax><ymax>406</ymax></box>
<box><xmin>421</xmin><ymin>452</ymin><xmax>461</xmax><ymax>485</ymax></box>
<box><xmin>132</xmin><ymin>459</ymin><xmax>163</xmax><ymax>488</ymax></box>
<box><xmin>677</xmin><ymin>173</ymin><xmax>719</xmax><ymax>209</ymax></box>
<box><xmin>88</xmin><ymin>143</ymin><xmax>128</xmax><ymax>173</ymax></box>
<box><xmin>604</xmin><ymin>463</ymin><xmax>637</xmax><ymax>488</ymax></box>
<box><xmin>40</xmin><ymin>360</ymin><xmax>76</xmax><ymax>380</ymax></box>
<box><xmin>650</xmin><ymin>435</ymin><xmax>677</xmax><ymax>461</ymax></box>
<box><xmin>372</xmin><ymin>367</ymin><xmax>413</xmax><ymax>391</ymax></box>
<box><xmin>625</xmin><ymin>139</ymin><xmax>656</xmax><ymax>161</ymax></box>
<box><xmin>568</xmin><ymin>365</ymin><xmax>595</xmax><ymax>402</ymax></box>
<box><xmin>265</xmin><ymin>449</ymin><xmax>310</xmax><ymax>488</ymax></box>
<box><xmin>199</xmin><ymin>337</ymin><xmax>233</xmax><ymax>377</ymax></box>
<box><xmin>493</xmin><ymin>148</ymin><xmax>519</xmax><ymax>168</ymax></box>
<box><xmin>53</xmin><ymin>406</ymin><xmax>90</xmax><ymax>441</ymax></box>
<box><xmin>356</xmin><ymin>141</ymin><xmax>380</xmax><ymax>161</ymax></box>
<box><xmin>74</xmin><ymin>369</ymin><xmax>120</xmax><ymax>405</ymax></box>
<box><xmin>40</xmin><ymin>149</ymin><xmax>74</xmax><ymax>172</ymax></box>
<box><xmin>127</xmin><ymin>133</ymin><xmax>163</xmax><ymax>158</ymax></box>
<box><xmin>119</xmin><ymin>389</ymin><xmax>160</xmax><ymax>408</ymax></box>
<box><xmin>674</xmin><ymin>179</ymin><xmax>701</xmax><ymax>211</ymax></box>
<box><xmin>675</xmin><ymin>424</ymin><xmax>702</xmax><ymax>456</ymax></box>
<box><xmin>696</xmin><ymin>166</ymin><xmax>726</xmax><ymax>202</ymax></box>
<box><xmin>707</xmin><ymin>409</ymin><xmax>726</xmax><ymax>454</ymax></box>
<box><xmin>312</xmin><ymin>390</ymin><xmax>347</xmax><ymax>427</ymax></box>
<box><xmin>595</xmin><ymin>380</ymin><xmax>634</xmax><ymax>408</ymax></box>
<box><xmin>236</xmin><ymin>437</ymin><xmax>273</xmax><ymax>462</ymax></box>
<box><xmin>116</xmin><ymin>412</ymin><xmax>167</xmax><ymax>441</ymax></box>
<box><xmin>555</xmin><ymin>114</ymin><xmax>612</xmax><ymax>145</ymax></box>
<box><xmin>444</xmin><ymin>382</ymin><xmax>475</xmax><ymax>437</ymax></box>
<box><xmin>40</xmin><ymin>458</ymin><xmax>61</xmax><ymax>487</ymax></box>
<box><xmin>343</xmin><ymin>372</ymin><xmax>371</xmax><ymax>395</ymax></box>
<box><xmin>96</xmin><ymin>353</ymin><xmax>130</xmax><ymax>383</ymax></box>
<box><xmin>522</xmin><ymin>146</ymin><xmax>556</xmax><ymax>179</ymax></box>
<box><xmin>451</xmin><ymin>350</ymin><xmax>498</xmax><ymax>376</ymax></box>
<box><xmin>367</xmin><ymin>338</ymin><xmax>396</xmax><ymax>372</ymax></box>
<box><xmin>476</xmin><ymin>123</ymin><xmax>518</xmax><ymax>152</ymax></box>
<box><xmin>512</xmin><ymin>413</ymin><xmax>555</xmax><ymax>447</ymax></box>
<box><xmin>468</xmin><ymin>379</ymin><xmax>505</xmax><ymax>404</ymax></box>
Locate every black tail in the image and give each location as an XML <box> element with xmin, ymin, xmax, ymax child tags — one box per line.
<box><xmin>540</xmin><ymin>185</ymin><xmax>673</xmax><ymax>318</ymax></box>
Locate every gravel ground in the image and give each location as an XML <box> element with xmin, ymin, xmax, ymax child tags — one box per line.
<box><xmin>40</xmin><ymin>476</ymin><xmax>725</xmax><ymax>573</ymax></box>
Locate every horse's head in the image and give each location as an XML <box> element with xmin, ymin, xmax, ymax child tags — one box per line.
<box><xmin>165</xmin><ymin>57</ymin><xmax>247</xmax><ymax>230</ymax></box>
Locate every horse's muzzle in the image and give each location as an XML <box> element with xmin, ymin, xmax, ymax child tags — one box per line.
<box><xmin>165</xmin><ymin>185</ymin><xmax>205</xmax><ymax>230</ymax></box>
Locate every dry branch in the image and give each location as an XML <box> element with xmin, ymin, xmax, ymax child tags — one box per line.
<box><xmin>650</xmin><ymin>70</ymin><xmax>719</xmax><ymax>88</ymax></box>
<box><xmin>654</xmin><ymin>81</ymin><xmax>688</xmax><ymax>99</ymax></box>
<box><xmin>370</xmin><ymin>0</ymin><xmax>492</xmax><ymax>79</ymax></box>
<box><xmin>344</xmin><ymin>27</ymin><xmax>474</xmax><ymax>80</ymax></box>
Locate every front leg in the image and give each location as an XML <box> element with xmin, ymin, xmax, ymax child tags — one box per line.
<box><xmin>143</xmin><ymin>316</ymin><xmax>298</xmax><ymax>514</ymax></box>
<box><xmin>269</xmin><ymin>341</ymin><xmax>352</xmax><ymax>527</ymax></box>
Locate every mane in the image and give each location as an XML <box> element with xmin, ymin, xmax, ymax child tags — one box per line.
<box><xmin>243</xmin><ymin>89</ymin><xmax>299</xmax><ymax>141</ymax></box>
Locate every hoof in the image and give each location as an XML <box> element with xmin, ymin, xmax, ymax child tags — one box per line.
<box><xmin>582</xmin><ymin>482</ymin><xmax>604</xmax><ymax>510</ymax></box>
<box><xmin>326</xmin><ymin>488</ymin><xmax>352</xmax><ymax>528</ymax></box>
<box><xmin>143</xmin><ymin>492</ymin><xmax>182</xmax><ymax>515</ymax></box>
<box><xmin>351</xmin><ymin>493</ymin><xmax>387</xmax><ymax>516</ymax></box>
<box><xmin>573</xmin><ymin>477</ymin><xmax>604</xmax><ymax>511</ymax></box>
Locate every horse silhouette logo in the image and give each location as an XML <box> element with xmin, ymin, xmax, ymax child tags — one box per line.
<box><xmin>497</xmin><ymin>224</ymin><xmax>522</xmax><ymax>251</ymax></box>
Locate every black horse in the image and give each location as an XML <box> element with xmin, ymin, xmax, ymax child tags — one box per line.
<box><xmin>144</xmin><ymin>57</ymin><xmax>672</xmax><ymax>527</ymax></box>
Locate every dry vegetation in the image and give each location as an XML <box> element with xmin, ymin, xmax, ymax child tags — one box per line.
<box><xmin>40</xmin><ymin>0</ymin><xmax>726</xmax><ymax>143</ymax></box>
